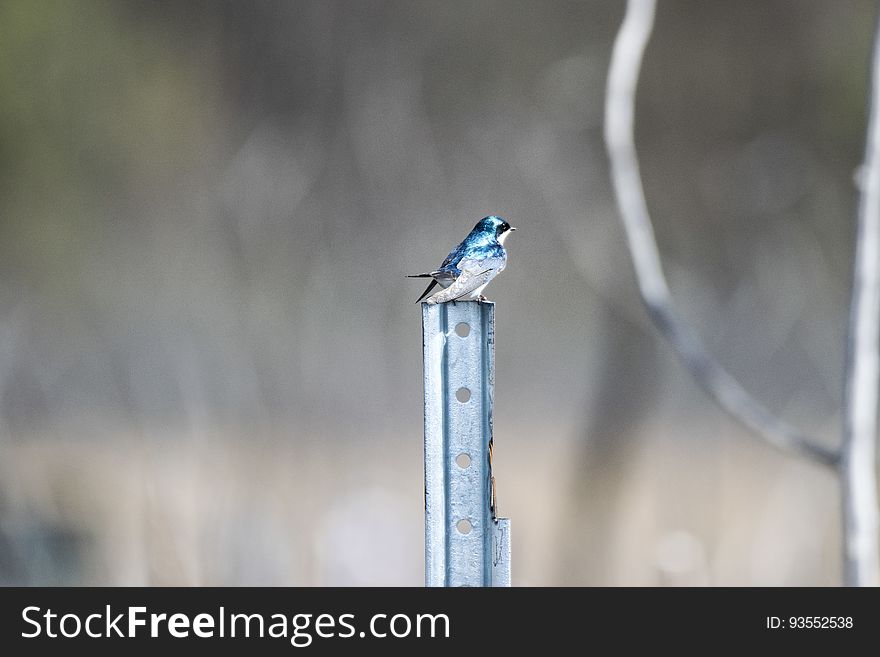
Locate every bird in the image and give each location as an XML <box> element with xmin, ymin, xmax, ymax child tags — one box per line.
<box><xmin>408</xmin><ymin>215</ymin><xmax>516</xmax><ymax>304</ymax></box>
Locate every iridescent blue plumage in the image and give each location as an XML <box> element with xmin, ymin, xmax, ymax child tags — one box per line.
<box><xmin>408</xmin><ymin>215</ymin><xmax>516</xmax><ymax>304</ymax></box>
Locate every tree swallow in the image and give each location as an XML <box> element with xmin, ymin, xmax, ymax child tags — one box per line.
<box><xmin>408</xmin><ymin>215</ymin><xmax>516</xmax><ymax>304</ymax></box>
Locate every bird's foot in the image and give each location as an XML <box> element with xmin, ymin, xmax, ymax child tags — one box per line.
<box><xmin>477</xmin><ymin>295</ymin><xmax>488</xmax><ymax>302</ymax></box>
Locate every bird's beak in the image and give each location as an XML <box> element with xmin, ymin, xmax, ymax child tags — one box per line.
<box><xmin>510</xmin><ymin>227</ymin><xmax>517</xmax><ymax>231</ymax></box>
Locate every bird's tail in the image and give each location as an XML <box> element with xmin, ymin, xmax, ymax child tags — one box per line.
<box><xmin>413</xmin><ymin>278</ymin><xmax>438</xmax><ymax>303</ymax></box>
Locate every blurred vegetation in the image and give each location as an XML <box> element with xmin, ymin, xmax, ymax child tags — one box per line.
<box><xmin>0</xmin><ymin>0</ymin><xmax>875</xmax><ymax>585</ymax></box>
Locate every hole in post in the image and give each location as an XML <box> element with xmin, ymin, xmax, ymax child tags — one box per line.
<box><xmin>455</xmin><ymin>322</ymin><xmax>470</xmax><ymax>337</ymax></box>
<box><xmin>455</xmin><ymin>387</ymin><xmax>471</xmax><ymax>403</ymax></box>
<box><xmin>456</xmin><ymin>519</ymin><xmax>473</xmax><ymax>535</ymax></box>
<box><xmin>455</xmin><ymin>453</ymin><xmax>472</xmax><ymax>468</ymax></box>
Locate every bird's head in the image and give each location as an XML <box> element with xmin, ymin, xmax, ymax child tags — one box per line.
<box><xmin>474</xmin><ymin>215</ymin><xmax>517</xmax><ymax>244</ymax></box>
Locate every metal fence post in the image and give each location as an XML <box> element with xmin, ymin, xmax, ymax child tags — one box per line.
<box><xmin>422</xmin><ymin>300</ymin><xmax>511</xmax><ymax>587</ymax></box>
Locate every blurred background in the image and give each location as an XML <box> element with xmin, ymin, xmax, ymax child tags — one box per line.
<box><xmin>0</xmin><ymin>0</ymin><xmax>874</xmax><ymax>585</ymax></box>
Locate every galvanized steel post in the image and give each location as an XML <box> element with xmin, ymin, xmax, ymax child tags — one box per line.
<box><xmin>422</xmin><ymin>300</ymin><xmax>511</xmax><ymax>586</ymax></box>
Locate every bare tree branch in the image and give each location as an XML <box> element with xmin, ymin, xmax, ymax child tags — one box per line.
<box><xmin>604</xmin><ymin>0</ymin><xmax>838</xmax><ymax>467</ymax></box>
<box><xmin>842</xmin><ymin>10</ymin><xmax>880</xmax><ymax>587</ymax></box>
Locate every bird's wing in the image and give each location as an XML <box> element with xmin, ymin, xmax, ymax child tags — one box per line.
<box><xmin>440</xmin><ymin>244</ymin><xmax>468</xmax><ymax>269</ymax></box>
<box><xmin>426</xmin><ymin>257</ymin><xmax>504</xmax><ymax>303</ymax></box>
